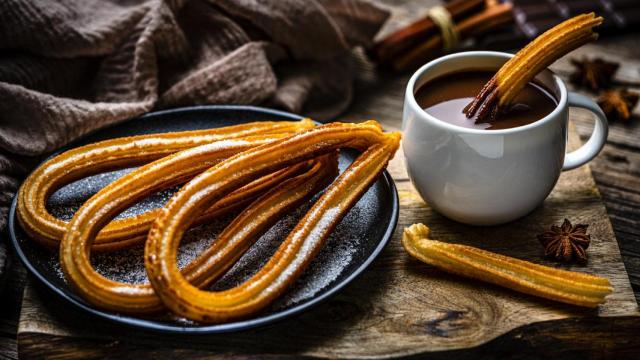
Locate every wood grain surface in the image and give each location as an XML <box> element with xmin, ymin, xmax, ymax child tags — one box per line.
<box><xmin>3</xmin><ymin>0</ymin><xmax>640</xmax><ymax>358</ymax></box>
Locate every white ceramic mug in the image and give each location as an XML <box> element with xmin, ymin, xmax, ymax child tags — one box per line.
<box><xmin>402</xmin><ymin>51</ymin><xmax>608</xmax><ymax>225</ymax></box>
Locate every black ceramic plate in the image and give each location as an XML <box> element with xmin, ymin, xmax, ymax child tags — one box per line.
<box><xmin>9</xmin><ymin>105</ymin><xmax>398</xmax><ymax>333</ymax></box>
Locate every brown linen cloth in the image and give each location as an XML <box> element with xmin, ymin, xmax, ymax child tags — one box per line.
<box><xmin>0</xmin><ymin>0</ymin><xmax>389</xmax><ymax>231</ymax></box>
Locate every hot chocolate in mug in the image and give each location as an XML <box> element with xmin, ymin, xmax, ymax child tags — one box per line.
<box><xmin>402</xmin><ymin>51</ymin><xmax>608</xmax><ymax>225</ymax></box>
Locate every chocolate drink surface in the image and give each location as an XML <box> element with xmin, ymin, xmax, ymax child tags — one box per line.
<box><xmin>415</xmin><ymin>71</ymin><xmax>557</xmax><ymax>130</ymax></box>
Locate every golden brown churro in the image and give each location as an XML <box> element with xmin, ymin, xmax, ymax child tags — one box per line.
<box><xmin>144</xmin><ymin>122</ymin><xmax>400</xmax><ymax>322</ymax></box>
<box><xmin>402</xmin><ymin>223</ymin><xmax>612</xmax><ymax>308</ymax></box>
<box><xmin>59</xmin><ymin>139</ymin><xmax>338</xmax><ymax>313</ymax></box>
<box><xmin>18</xmin><ymin>120</ymin><xmax>313</xmax><ymax>250</ymax></box>
<box><xmin>464</xmin><ymin>13</ymin><xmax>603</xmax><ymax>122</ymax></box>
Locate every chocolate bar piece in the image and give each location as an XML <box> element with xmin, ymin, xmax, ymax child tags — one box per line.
<box><xmin>477</xmin><ymin>0</ymin><xmax>640</xmax><ymax>49</ymax></box>
<box><xmin>513</xmin><ymin>0</ymin><xmax>639</xmax><ymax>37</ymax></box>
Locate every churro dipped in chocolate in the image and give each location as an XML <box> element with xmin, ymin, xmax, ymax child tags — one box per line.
<box><xmin>464</xmin><ymin>13</ymin><xmax>603</xmax><ymax>123</ymax></box>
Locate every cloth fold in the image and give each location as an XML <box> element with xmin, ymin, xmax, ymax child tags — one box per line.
<box><xmin>0</xmin><ymin>0</ymin><xmax>389</xmax><ymax>231</ymax></box>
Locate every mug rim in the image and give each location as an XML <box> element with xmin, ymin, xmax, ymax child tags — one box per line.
<box><xmin>406</xmin><ymin>51</ymin><xmax>568</xmax><ymax>135</ymax></box>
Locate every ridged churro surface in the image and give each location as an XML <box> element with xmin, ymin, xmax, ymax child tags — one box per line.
<box><xmin>144</xmin><ymin>122</ymin><xmax>400</xmax><ymax>322</ymax></box>
<box><xmin>18</xmin><ymin>120</ymin><xmax>313</xmax><ymax>250</ymax></box>
<box><xmin>402</xmin><ymin>223</ymin><xmax>612</xmax><ymax>308</ymax></box>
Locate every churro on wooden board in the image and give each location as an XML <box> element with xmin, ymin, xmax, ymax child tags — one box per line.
<box><xmin>403</xmin><ymin>223</ymin><xmax>612</xmax><ymax>308</ymax></box>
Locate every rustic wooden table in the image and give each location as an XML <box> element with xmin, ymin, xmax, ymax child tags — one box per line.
<box><xmin>1</xmin><ymin>1</ymin><xmax>639</xmax><ymax>358</ymax></box>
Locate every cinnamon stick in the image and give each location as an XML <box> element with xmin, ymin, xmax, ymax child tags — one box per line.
<box><xmin>371</xmin><ymin>0</ymin><xmax>485</xmax><ymax>64</ymax></box>
<box><xmin>391</xmin><ymin>2</ymin><xmax>513</xmax><ymax>71</ymax></box>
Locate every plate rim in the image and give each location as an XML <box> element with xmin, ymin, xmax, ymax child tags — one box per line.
<box><xmin>8</xmin><ymin>105</ymin><xmax>399</xmax><ymax>334</ymax></box>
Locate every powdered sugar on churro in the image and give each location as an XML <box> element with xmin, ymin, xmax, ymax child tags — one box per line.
<box><xmin>35</xmin><ymin>152</ymin><xmax>382</xmax><ymax>317</ymax></box>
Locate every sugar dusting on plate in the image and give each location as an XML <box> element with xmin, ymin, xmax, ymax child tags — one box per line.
<box><xmin>41</xmin><ymin>154</ymin><xmax>379</xmax><ymax>319</ymax></box>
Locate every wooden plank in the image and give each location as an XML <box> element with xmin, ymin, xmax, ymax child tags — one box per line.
<box><xmin>0</xmin><ymin>254</ymin><xmax>24</xmax><ymax>360</ymax></box>
<box><xmin>21</xmin><ymin>310</ymin><xmax>640</xmax><ymax>360</ymax></box>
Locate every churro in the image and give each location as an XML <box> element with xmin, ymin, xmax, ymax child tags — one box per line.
<box><xmin>145</xmin><ymin>122</ymin><xmax>400</xmax><ymax>322</ymax></box>
<box><xmin>18</xmin><ymin>120</ymin><xmax>313</xmax><ymax>250</ymax></box>
<box><xmin>464</xmin><ymin>13</ymin><xmax>603</xmax><ymax>122</ymax></box>
<box><xmin>402</xmin><ymin>223</ymin><xmax>612</xmax><ymax>307</ymax></box>
<box><xmin>60</xmin><ymin>143</ymin><xmax>338</xmax><ymax>313</ymax></box>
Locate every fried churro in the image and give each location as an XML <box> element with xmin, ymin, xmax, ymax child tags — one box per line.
<box><xmin>60</xmin><ymin>141</ymin><xmax>338</xmax><ymax>313</ymax></box>
<box><xmin>18</xmin><ymin>120</ymin><xmax>313</xmax><ymax>250</ymax></box>
<box><xmin>464</xmin><ymin>13</ymin><xmax>603</xmax><ymax>122</ymax></box>
<box><xmin>144</xmin><ymin>122</ymin><xmax>400</xmax><ymax>322</ymax></box>
<box><xmin>402</xmin><ymin>223</ymin><xmax>612</xmax><ymax>308</ymax></box>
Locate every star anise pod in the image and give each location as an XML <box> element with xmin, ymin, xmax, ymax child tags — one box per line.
<box><xmin>598</xmin><ymin>89</ymin><xmax>639</xmax><ymax>122</ymax></box>
<box><xmin>537</xmin><ymin>219</ymin><xmax>591</xmax><ymax>264</ymax></box>
<box><xmin>570</xmin><ymin>58</ymin><xmax>619</xmax><ymax>91</ymax></box>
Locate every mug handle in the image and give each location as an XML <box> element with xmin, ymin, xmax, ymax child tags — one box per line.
<box><xmin>562</xmin><ymin>92</ymin><xmax>609</xmax><ymax>171</ymax></box>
